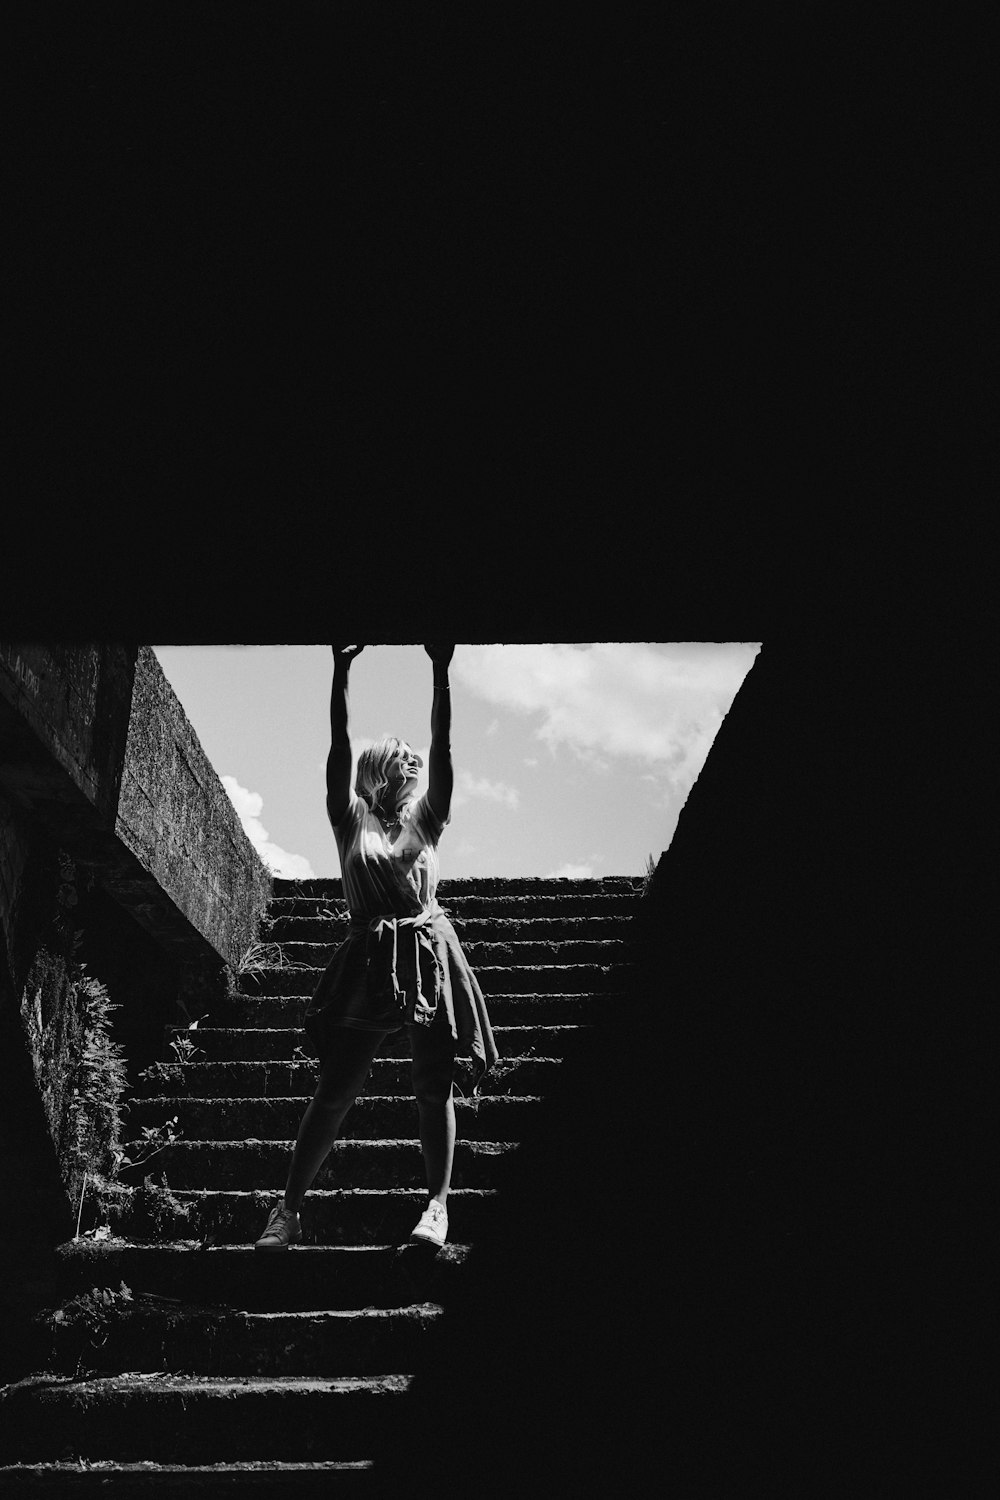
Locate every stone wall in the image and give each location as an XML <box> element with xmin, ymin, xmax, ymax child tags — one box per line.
<box><xmin>111</xmin><ymin>646</ymin><xmax>272</xmax><ymax>976</ymax></box>
<box><xmin>0</xmin><ymin>642</ymin><xmax>271</xmax><ymax>993</ymax></box>
<box><xmin>0</xmin><ymin>641</ymin><xmax>273</xmax><ymax>1375</ymax></box>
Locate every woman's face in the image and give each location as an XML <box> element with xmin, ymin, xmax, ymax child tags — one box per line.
<box><xmin>386</xmin><ymin>742</ymin><xmax>422</xmax><ymax>795</ymax></box>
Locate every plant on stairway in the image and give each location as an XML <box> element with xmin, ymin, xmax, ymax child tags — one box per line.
<box><xmin>137</xmin><ymin>1060</ymin><xmax>184</xmax><ymax>1090</ymax></box>
<box><xmin>235</xmin><ymin>937</ymin><xmax>316</xmax><ymax>986</ymax></box>
<box><xmin>22</xmin><ymin>939</ymin><xmax>130</xmax><ymax>1220</ymax></box>
<box><xmin>127</xmin><ymin>1171</ymin><xmax>198</xmax><ymax>1239</ymax></box>
<box><xmin>47</xmin><ymin>1282</ymin><xmax>135</xmax><ymax>1341</ymax></box>
<box><xmin>166</xmin><ymin>1019</ymin><xmax>206</xmax><ymax>1063</ymax></box>
<box><xmin>118</xmin><ymin>1116</ymin><xmax>183</xmax><ymax>1172</ymax></box>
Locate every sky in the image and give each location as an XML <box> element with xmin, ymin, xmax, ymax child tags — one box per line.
<box><xmin>151</xmin><ymin>643</ymin><xmax>762</xmax><ymax>881</ymax></box>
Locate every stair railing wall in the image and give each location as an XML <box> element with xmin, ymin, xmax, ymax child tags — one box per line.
<box><xmin>0</xmin><ymin>641</ymin><xmax>272</xmax><ymax>1379</ymax></box>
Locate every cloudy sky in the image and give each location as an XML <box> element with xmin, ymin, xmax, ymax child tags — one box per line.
<box><xmin>152</xmin><ymin>643</ymin><xmax>761</xmax><ymax>881</ymax></box>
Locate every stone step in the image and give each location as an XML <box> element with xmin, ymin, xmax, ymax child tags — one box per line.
<box><xmin>129</xmin><ymin>1094</ymin><xmax>542</xmax><ymax>1141</ymax></box>
<box><xmin>273</xmin><ymin>876</ymin><xmax>644</xmax><ymax>898</ymax></box>
<box><xmin>235</xmin><ymin>941</ymin><xmax>631</xmax><ymax>991</ymax></box>
<box><xmin>96</xmin><ymin>1187</ymin><xmax>498</xmax><ymax>1247</ymax></box>
<box><xmin>121</xmin><ymin>1138</ymin><xmax>515</xmax><ymax>1191</ymax></box>
<box><xmin>215</xmin><ymin>990</ymin><xmax>611</xmax><ymax>1030</ymax></box>
<box><xmin>0</xmin><ymin>1460</ymin><xmax>377</xmax><ymax>1497</ymax></box>
<box><xmin>234</xmin><ymin>961</ymin><xmax>631</xmax><ymax>998</ymax></box>
<box><xmin>0</xmin><ymin>1373</ymin><xmax>413</xmax><ymax>1465</ymax></box>
<box><xmin>265</xmin><ymin>938</ymin><xmax>632</xmax><ymax>970</ymax></box>
<box><xmin>53</xmin><ymin>1241</ymin><xmax>473</xmax><ymax>1313</ymax></box>
<box><xmin>131</xmin><ymin>1055</ymin><xmax>564</xmax><ymax>1100</ymax></box>
<box><xmin>263</xmin><ymin>913</ymin><xmax>634</xmax><ymax>944</ymax></box>
<box><xmin>37</xmin><ymin>1300</ymin><xmax>445</xmax><ymax>1380</ymax></box>
<box><xmin>266</xmin><ymin>890</ymin><xmax>643</xmax><ymax>921</ymax></box>
<box><xmin>169</xmin><ymin>1023</ymin><xmax>590</xmax><ymax>1062</ymax></box>
<box><xmin>1</xmin><ymin>873</ymin><xmax>639</xmax><ymax>1485</ymax></box>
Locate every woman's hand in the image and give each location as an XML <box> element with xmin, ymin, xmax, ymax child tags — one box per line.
<box><xmin>423</xmin><ymin>643</ymin><xmax>455</xmax><ymax>666</ymax></box>
<box><xmin>331</xmin><ymin>643</ymin><xmax>366</xmax><ymax>662</ymax></box>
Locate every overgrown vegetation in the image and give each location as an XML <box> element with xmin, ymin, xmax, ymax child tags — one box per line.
<box><xmin>235</xmin><ymin>936</ymin><xmax>313</xmax><ymax>990</ymax></box>
<box><xmin>22</xmin><ymin>939</ymin><xmax>130</xmax><ymax>1215</ymax></box>
<box><xmin>21</xmin><ymin>927</ymin><xmax>205</xmax><ymax>1244</ymax></box>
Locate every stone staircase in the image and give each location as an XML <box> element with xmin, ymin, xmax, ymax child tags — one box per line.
<box><xmin>0</xmin><ymin>875</ymin><xmax>643</xmax><ymax>1494</ymax></box>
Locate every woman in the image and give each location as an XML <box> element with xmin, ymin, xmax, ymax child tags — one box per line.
<box><xmin>255</xmin><ymin>642</ymin><xmax>498</xmax><ymax>1252</ymax></box>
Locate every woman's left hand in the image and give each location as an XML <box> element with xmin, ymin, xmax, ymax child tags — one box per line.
<box><xmin>424</xmin><ymin>643</ymin><xmax>455</xmax><ymax>666</ymax></box>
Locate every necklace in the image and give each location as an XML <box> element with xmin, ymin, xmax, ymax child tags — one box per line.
<box><xmin>375</xmin><ymin>806</ymin><xmax>401</xmax><ymax>841</ymax></box>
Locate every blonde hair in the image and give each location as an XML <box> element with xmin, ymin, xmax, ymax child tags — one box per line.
<box><xmin>355</xmin><ymin>736</ymin><xmax>414</xmax><ymax>817</ymax></box>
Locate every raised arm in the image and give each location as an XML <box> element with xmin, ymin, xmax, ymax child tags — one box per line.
<box><xmin>326</xmin><ymin>643</ymin><xmax>365</xmax><ymax>825</ymax></box>
<box><xmin>424</xmin><ymin>643</ymin><xmax>455</xmax><ymax>824</ymax></box>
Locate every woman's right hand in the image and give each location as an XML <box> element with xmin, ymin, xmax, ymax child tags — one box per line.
<box><xmin>331</xmin><ymin>643</ymin><xmax>366</xmax><ymax>661</ymax></box>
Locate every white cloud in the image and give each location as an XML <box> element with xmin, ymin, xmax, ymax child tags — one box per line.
<box><xmin>222</xmin><ymin>775</ymin><xmax>316</xmax><ymax>879</ymax></box>
<box><xmin>451</xmin><ymin>769</ymin><xmax>520</xmax><ymax>811</ymax></box>
<box><xmin>453</xmin><ymin>643</ymin><xmax>759</xmax><ymax>798</ymax></box>
<box><xmin>546</xmin><ymin>862</ymin><xmax>594</xmax><ymax>878</ymax></box>
<box><xmin>485</xmin><ymin>718</ymin><xmax>500</xmax><ymax>736</ymax></box>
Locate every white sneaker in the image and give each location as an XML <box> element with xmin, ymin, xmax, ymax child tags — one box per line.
<box><xmin>410</xmin><ymin>1200</ymin><xmax>448</xmax><ymax>1248</ymax></box>
<box><xmin>254</xmin><ymin>1201</ymin><xmax>302</xmax><ymax>1250</ymax></box>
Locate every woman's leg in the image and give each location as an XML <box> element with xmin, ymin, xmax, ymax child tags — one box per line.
<box><xmin>282</xmin><ymin>1027</ymin><xmax>387</xmax><ymax>1212</ymax></box>
<box><xmin>410</xmin><ymin>1023</ymin><xmax>456</xmax><ymax>1206</ymax></box>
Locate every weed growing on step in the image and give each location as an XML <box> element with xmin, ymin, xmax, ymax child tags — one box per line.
<box><xmin>166</xmin><ymin>1020</ymin><xmax>206</xmax><ymax>1064</ymax></box>
<box><xmin>22</xmin><ymin>940</ymin><xmax>131</xmax><ymax>1219</ymax></box>
<box><xmin>130</xmin><ymin>1172</ymin><xmax>199</xmax><ymax>1238</ymax></box>
<box><xmin>36</xmin><ymin>1282</ymin><xmax>136</xmax><ymax>1375</ymax></box>
<box><xmin>47</xmin><ymin>1282</ymin><xmax>134</xmax><ymax>1342</ymax></box>
<box><xmin>37</xmin><ymin>1280</ymin><xmax>228</xmax><ymax>1378</ymax></box>
<box><xmin>137</xmin><ymin>1060</ymin><xmax>184</xmax><ymax>1090</ymax></box>
<box><xmin>118</xmin><ymin>1116</ymin><xmax>183</xmax><ymax>1171</ymax></box>
<box><xmin>234</xmin><ymin>937</ymin><xmax>316</xmax><ymax>995</ymax></box>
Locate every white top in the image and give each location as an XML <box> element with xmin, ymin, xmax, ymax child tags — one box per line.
<box><xmin>330</xmin><ymin>791</ymin><xmax>449</xmax><ymax>918</ymax></box>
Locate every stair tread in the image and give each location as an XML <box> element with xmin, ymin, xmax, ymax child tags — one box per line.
<box><xmin>4</xmin><ymin>1373</ymin><xmax>413</xmax><ymax>1394</ymax></box>
<box><xmin>58</xmin><ymin>1240</ymin><xmax>473</xmax><ymax>1254</ymax></box>
<box><xmin>10</xmin><ymin>874</ymin><xmax>635</xmax><ymax>1471</ymax></box>
<box><xmin>0</xmin><ymin>1460</ymin><xmax>376</xmax><ymax>1472</ymax></box>
<box><xmin>38</xmin><ymin>1302</ymin><xmax>443</xmax><ymax>1320</ymax></box>
<box><xmin>137</xmin><ymin>1098</ymin><xmax>542</xmax><ymax>1110</ymax></box>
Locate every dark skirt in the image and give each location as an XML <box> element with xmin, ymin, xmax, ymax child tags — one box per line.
<box><xmin>302</xmin><ymin>907</ymin><xmax>499</xmax><ymax>1088</ymax></box>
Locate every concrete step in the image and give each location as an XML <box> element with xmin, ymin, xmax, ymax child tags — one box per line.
<box><xmin>215</xmin><ymin>990</ymin><xmax>612</xmax><ymax>1030</ymax></box>
<box><xmin>96</xmin><ymin>1187</ymin><xmax>498</xmax><ymax>1246</ymax></box>
<box><xmin>0</xmin><ymin>1460</ymin><xmax>377</xmax><ymax>1497</ymax></box>
<box><xmin>129</xmin><ymin>1094</ymin><xmax>543</xmax><ymax>1141</ymax></box>
<box><xmin>263</xmin><ymin>913</ymin><xmax>635</xmax><ymax>945</ymax></box>
<box><xmin>170</xmin><ymin>1023</ymin><xmax>591</xmax><ymax>1062</ymax></box>
<box><xmin>272</xmin><ymin>876</ymin><xmax>644</xmax><ymax>898</ymax></box>
<box><xmin>54</xmin><ymin>1242</ymin><xmax>473</xmax><ymax>1313</ymax></box>
<box><xmin>0</xmin><ymin>1373</ymin><xmax>413</xmax><ymax>1465</ymax></box>
<box><xmin>122</xmin><ymin>1138</ymin><xmax>515</xmax><ymax>1191</ymax></box>
<box><xmin>235</xmin><ymin>942</ymin><xmax>631</xmax><ymax>992</ymax></box>
<box><xmin>131</xmin><ymin>1054</ymin><xmax>565</xmax><ymax>1100</ymax></box>
<box><xmin>267</xmin><ymin>890</ymin><xmax>644</xmax><ymax>921</ymax></box>
<box><xmin>2</xmin><ymin>873</ymin><xmax>639</xmax><ymax>1484</ymax></box>
<box><xmin>37</xmin><ymin>1301</ymin><xmax>445</xmax><ymax>1379</ymax></box>
<box><xmin>233</xmin><ymin>961</ymin><xmax>632</xmax><ymax>999</ymax></box>
<box><xmin>259</xmin><ymin>937</ymin><xmax>633</xmax><ymax>968</ymax></box>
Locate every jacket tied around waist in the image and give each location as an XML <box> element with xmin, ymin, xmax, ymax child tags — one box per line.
<box><xmin>353</xmin><ymin>906</ymin><xmax>447</xmax><ymax>1027</ymax></box>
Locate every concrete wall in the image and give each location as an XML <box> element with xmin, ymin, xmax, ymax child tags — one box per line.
<box><xmin>0</xmin><ymin>642</ymin><xmax>271</xmax><ymax>989</ymax></box>
<box><xmin>0</xmin><ymin>641</ymin><xmax>273</xmax><ymax>1375</ymax></box>
<box><xmin>112</xmin><ymin>646</ymin><xmax>272</xmax><ymax>974</ymax></box>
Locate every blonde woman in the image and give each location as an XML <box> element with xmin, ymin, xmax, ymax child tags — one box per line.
<box><xmin>255</xmin><ymin>642</ymin><xmax>497</xmax><ymax>1251</ymax></box>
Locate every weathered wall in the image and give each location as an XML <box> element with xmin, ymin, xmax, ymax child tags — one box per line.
<box><xmin>0</xmin><ymin>641</ymin><xmax>272</xmax><ymax>1377</ymax></box>
<box><xmin>0</xmin><ymin>642</ymin><xmax>136</xmax><ymax>829</ymax></box>
<box><xmin>111</xmin><ymin>646</ymin><xmax>271</xmax><ymax>974</ymax></box>
<box><xmin>0</xmin><ymin>643</ymin><xmax>271</xmax><ymax>989</ymax></box>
